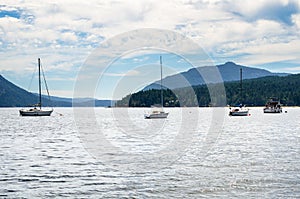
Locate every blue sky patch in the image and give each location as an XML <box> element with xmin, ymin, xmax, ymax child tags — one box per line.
<box><xmin>231</xmin><ymin>1</ymin><xmax>299</xmax><ymax>26</ymax></box>
<box><xmin>0</xmin><ymin>5</ymin><xmax>35</xmax><ymax>24</ymax></box>
<box><xmin>260</xmin><ymin>1</ymin><xmax>299</xmax><ymax>26</ymax></box>
<box><xmin>0</xmin><ymin>9</ymin><xmax>21</xmax><ymax>19</ymax></box>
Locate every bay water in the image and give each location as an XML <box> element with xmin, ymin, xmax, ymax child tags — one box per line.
<box><xmin>0</xmin><ymin>107</ymin><xmax>299</xmax><ymax>198</ymax></box>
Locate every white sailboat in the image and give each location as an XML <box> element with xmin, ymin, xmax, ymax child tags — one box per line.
<box><xmin>229</xmin><ymin>105</ymin><xmax>249</xmax><ymax>116</ymax></box>
<box><xmin>144</xmin><ymin>56</ymin><xmax>169</xmax><ymax>119</ymax></box>
<box><xmin>19</xmin><ymin>58</ymin><xmax>53</xmax><ymax>116</ymax></box>
<box><xmin>229</xmin><ymin>68</ymin><xmax>249</xmax><ymax>116</ymax></box>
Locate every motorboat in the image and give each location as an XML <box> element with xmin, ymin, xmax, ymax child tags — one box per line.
<box><xmin>229</xmin><ymin>105</ymin><xmax>249</xmax><ymax>116</ymax></box>
<box><xmin>263</xmin><ymin>98</ymin><xmax>282</xmax><ymax>113</ymax></box>
<box><xmin>144</xmin><ymin>107</ymin><xmax>169</xmax><ymax>119</ymax></box>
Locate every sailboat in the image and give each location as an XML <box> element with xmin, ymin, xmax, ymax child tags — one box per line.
<box><xmin>229</xmin><ymin>68</ymin><xmax>249</xmax><ymax>116</ymax></box>
<box><xmin>19</xmin><ymin>58</ymin><xmax>53</xmax><ymax>116</ymax></box>
<box><xmin>144</xmin><ymin>56</ymin><xmax>169</xmax><ymax>119</ymax></box>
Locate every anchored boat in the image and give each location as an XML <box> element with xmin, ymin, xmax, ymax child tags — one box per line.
<box><xmin>229</xmin><ymin>68</ymin><xmax>250</xmax><ymax>116</ymax></box>
<box><xmin>229</xmin><ymin>104</ymin><xmax>249</xmax><ymax>116</ymax></box>
<box><xmin>144</xmin><ymin>56</ymin><xmax>168</xmax><ymax>119</ymax></box>
<box><xmin>263</xmin><ymin>98</ymin><xmax>282</xmax><ymax>113</ymax></box>
<box><xmin>19</xmin><ymin>58</ymin><xmax>53</xmax><ymax>116</ymax></box>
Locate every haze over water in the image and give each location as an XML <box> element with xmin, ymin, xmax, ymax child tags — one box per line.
<box><xmin>0</xmin><ymin>107</ymin><xmax>299</xmax><ymax>198</ymax></box>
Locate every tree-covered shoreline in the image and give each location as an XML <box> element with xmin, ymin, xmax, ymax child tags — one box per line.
<box><xmin>116</xmin><ymin>74</ymin><xmax>300</xmax><ymax>107</ymax></box>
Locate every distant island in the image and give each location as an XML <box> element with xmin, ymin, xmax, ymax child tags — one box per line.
<box><xmin>116</xmin><ymin>74</ymin><xmax>300</xmax><ymax>107</ymax></box>
<box><xmin>1</xmin><ymin>62</ymin><xmax>299</xmax><ymax>107</ymax></box>
<box><xmin>117</xmin><ymin>62</ymin><xmax>299</xmax><ymax>107</ymax></box>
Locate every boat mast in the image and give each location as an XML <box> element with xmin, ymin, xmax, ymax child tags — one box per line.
<box><xmin>38</xmin><ymin>58</ymin><xmax>42</xmax><ymax>109</ymax></box>
<box><xmin>160</xmin><ymin>56</ymin><xmax>163</xmax><ymax>107</ymax></box>
<box><xmin>240</xmin><ymin>68</ymin><xmax>243</xmax><ymax>105</ymax></box>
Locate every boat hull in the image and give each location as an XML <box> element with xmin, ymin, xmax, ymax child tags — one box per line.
<box><xmin>229</xmin><ymin>111</ymin><xmax>249</xmax><ymax>116</ymax></box>
<box><xmin>144</xmin><ymin>112</ymin><xmax>169</xmax><ymax>119</ymax></box>
<box><xmin>263</xmin><ymin>108</ymin><xmax>282</xmax><ymax>113</ymax></box>
<box><xmin>229</xmin><ymin>107</ymin><xmax>249</xmax><ymax>116</ymax></box>
<box><xmin>19</xmin><ymin>109</ymin><xmax>53</xmax><ymax>116</ymax></box>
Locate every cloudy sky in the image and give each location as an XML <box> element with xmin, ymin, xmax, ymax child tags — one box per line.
<box><xmin>1</xmin><ymin>0</ymin><xmax>300</xmax><ymax>99</ymax></box>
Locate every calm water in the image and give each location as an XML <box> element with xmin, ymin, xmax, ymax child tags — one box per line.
<box><xmin>0</xmin><ymin>107</ymin><xmax>300</xmax><ymax>198</ymax></box>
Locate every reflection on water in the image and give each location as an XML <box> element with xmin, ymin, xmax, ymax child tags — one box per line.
<box><xmin>0</xmin><ymin>107</ymin><xmax>299</xmax><ymax>198</ymax></box>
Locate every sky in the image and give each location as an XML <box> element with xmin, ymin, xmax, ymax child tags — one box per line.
<box><xmin>0</xmin><ymin>0</ymin><xmax>300</xmax><ymax>99</ymax></box>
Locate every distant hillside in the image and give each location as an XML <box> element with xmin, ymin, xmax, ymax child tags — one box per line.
<box><xmin>117</xmin><ymin>73</ymin><xmax>300</xmax><ymax>107</ymax></box>
<box><xmin>0</xmin><ymin>75</ymin><xmax>114</xmax><ymax>107</ymax></box>
<box><xmin>0</xmin><ymin>75</ymin><xmax>33</xmax><ymax>107</ymax></box>
<box><xmin>144</xmin><ymin>62</ymin><xmax>289</xmax><ymax>90</ymax></box>
<box><xmin>46</xmin><ymin>95</ymin><xmax>114</xmax><ymax>107</ymax></box>
<box><xmin>0</xmin><ymin>75</ymin><xmax>71</xmax><ymax>107</ymax></box>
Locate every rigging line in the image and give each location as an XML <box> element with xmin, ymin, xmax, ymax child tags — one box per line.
<box><xmin>25</xmin><ymin>61</ymin><xmax>38</xmax><ymax>108</ymax></box>
<box><xmin>28</xmin><ymin>62</ymin><xmax>37</xmax><ymax>92</ymax></box>
<box><xmin>40</xmin><ymin>62</ymin><xmax>52</xmax><ymax>105</ymax></box>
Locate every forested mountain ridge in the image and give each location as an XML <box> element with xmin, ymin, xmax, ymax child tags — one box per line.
<box><xmin>117</xmin><ymin>73</ymin><xmax>300</xmax><ymax>107</ymax></box>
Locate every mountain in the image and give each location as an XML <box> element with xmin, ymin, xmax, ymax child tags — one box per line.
<box><xmin>0</xmin><ymin>75</ymin><xmax>114</xmax><ymax>107</ymax></box>
<box><xmin>42</xmin><ymin>95</ymin><xmax>114</xmax><ymax>107</ymax></box>
<box><xmin>143</xmin><ymin>62</ymin><xmax>289</xmax><ymax>90</ymax></box>
<box><xmin>0</xmin><ymin>75</ymin><xmax>55</xmax><ymax>107</ymax></box>
<box><xmin>72</xmin><ymin>98</ymin><xmax>114</xmax><ymax>107</ymax></box>
<box><xmin>117</xmin><ymin>73</ymin><xmax>300</xmax><ymax>107</ymax></box>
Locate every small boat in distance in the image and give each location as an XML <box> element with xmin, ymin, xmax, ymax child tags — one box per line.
<box><xmin>229</xmin><ymin>104</ymin><xmax>249</xmax><ymax>116</ymax></box>
<box><xmin>229</xmin><ymin>68</ymin><xmax>250</xmax><ymax>116</ymax></box>
<box><xmin>19</xmin><ymin>58</ymin><xmax>53</xmax><ymax>116</ymax></box>
<box><xmin>263</xmin><ymin>97</ymin><xmax>282</xmax><ymax>113</ymax></box>
<box><xmin>144</xmin><ymin>106</ymin><xmax>169</xmax><ymax>119</ymax></box>
<box><xmin>144</xmin><ymin>56</ymin><xmax>169</xmax><ymax>119</ymax></box>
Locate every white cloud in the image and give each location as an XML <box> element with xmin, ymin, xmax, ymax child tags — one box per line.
<box><xmin>1</xmin><ymin>0</ymin><xmax>298</xmax><ymax>55</ymax></box>
<box><xmin>49</xmin><ymin>89</ymin><xmax>75</xmax><ymax>98</ymax></box>
<box><xmin>281</xmin><ymin>66</ymin><xmax>300</xmax><ymax>73</ymax></box>
<box><xmin>292</xmin><ymin>13</ymin><xmax>300</xmax><ymax>29</ymax></box>
<box><xmin>104</xmin><ymin>70</ymin><xmax>140</xmax><ymax>77</ymax></box>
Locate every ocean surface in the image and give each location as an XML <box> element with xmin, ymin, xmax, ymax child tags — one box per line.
<box><xmin>0</xmin><ymin>107</ymin><xmax>299</xmax><ymax>198</ymax></box>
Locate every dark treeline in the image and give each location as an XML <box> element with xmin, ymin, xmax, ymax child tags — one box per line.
<box><xmin>117</xmin><ymin>89</ymin><xmax>180</xmax><ymax>107</ymax></box>
<box><xmin>116</xmin><ymin>74</ymin><xmax>300</xmax><ymax>107</ymax></box>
